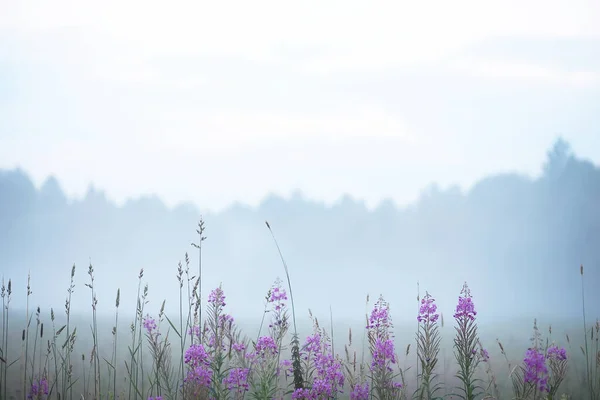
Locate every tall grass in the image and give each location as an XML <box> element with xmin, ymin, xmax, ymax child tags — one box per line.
<box><xmin>265</xmin><ymin>221</ymin><xmax>304</xmax><ymax>393</ymax></box>
<box><xmin>580</xmin><ymin>264</ymin><xmax>600</xmax><ymax>400</ymax></box>
<box><xmin>0</xmin><ymin>219</ymin><xmax>597</xmax><ymax>400</ymax></box>
<box><xmin>87</xmin><ymin>262</ymin><xmax>101</xmax><ymax>399</ymax></box>
<box><xmin>1</xmin><ymin>277</ymin><xmax>13</xmax><ymax>400</ymax></box>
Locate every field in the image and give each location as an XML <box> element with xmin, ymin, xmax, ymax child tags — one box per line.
<box><xmin>0</xmin><ymin>221</ymin><xmax>598</xmax><ymax>400</ymax></box>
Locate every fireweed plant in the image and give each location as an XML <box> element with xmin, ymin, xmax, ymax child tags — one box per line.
<box><xmin>1</xmin><ymin>219</ymin><xmax>599</xmax><ymax>399</ymax></box>
<box><xmin>290</xmin><ymin>312</ymin><xmax>345</xmax><ymax>399</ymax></box>
<box><xmin>342</xmin><ymin>295</ymin><xmax>376</xmax><ymax>400</ymax></box>
<box><xmin>415</xmin><ymin>292</ymin><xmax>442</xmax><ymax>400</ymax></box>
<box><xmin>245</xmin><ymin>278</ymin><xmax>290</xmax><ymax>400</ymax></box>
<box><xmin>343</xmin><ymin>296</ymin><xmax>410</xmax><ymax>400</ymax></box>
<box><xmin>451</xmin><ymin>282</ymin><xmax>490</xmax><ymax>400</ymax></box>
<box><xmin>365</xmin><ymin>295</ymin><xmax>406</xmax><ymax>400</ymax></box>
<box><xmin>507</xmin><ymin>319</ymin><xmax>569</xmax><ymax>400</ymax></box>
<box><xmin>183</xmin><ymin>285</ymin><xmax>248</xmax><ymax>400</ymax></box>
<box><xmin>143</xmin><ymin>302</ymin><xmax>177</xmax><ymax>399</ymax></box>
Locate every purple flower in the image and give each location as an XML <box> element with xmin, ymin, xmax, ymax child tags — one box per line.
<box><xmin>269</xmin><ymin>284</ymin><xmax>288</xmax><ymax>304</ymax></box>
<box><xmin>27</xmin><ymin>377</ymin><xmax>49</xmax><ymax>400</ymax></box>
<box><xmin>185</xmin><ymin>344</ymin><xmax>211</xmax><ymax>368</ymax></box>
<box><xmin>280</xmin><ymin>359</ymin><xmax>293</xmax><ymax>377</ymax></box>
<box><xmin>208</xmin><ymin>286</ymin><xmax>226</xmax><ymax>307</ymax></box>
<box><xmin>370</xmin><ymin>338</ymin><xmax>398</xmax><ymax>372</ymax></box>
<box><xmin>350</xmin><ymin>382</ymin><xmax>370</xmax><ymax>400</ymax></box>
<box><xmin>267</xmin><ymin>280</ymin><xmax>289</xmax><ymax>329</ymax></box>
<box><xmin>291</xmin><ymin>388</ymin><xmax>316</xmax><ymax>399</ymax></box>
<box><xmin>303</xmin><ymin>333</ymin><xmax>322</xmax><ymax>355</ymax></box>
<box><xmin>185</xmin><ymin>366</ymin><xmax>213</xmax><ymax>388</ymax></box>
<box><xmin>148</xmin><ymin>397</ymin><xmax>163</xmax><ymax>400</ymax></box>
<box><xmin>255</xmin><ymin>335</ymin><xmax>278</xmax><ymax>356</ymax></box>
<box><xmin>480</xmin><ymin>348</ymin><xmax>490</xmax><ymax>362</ymax></box>
<box><xmin>143</xmin><ymin>315</ymin><xmax>157</xmax><ymax>335</ymax></box>
<box><xmin>367</xmin><ymin>296</ymin><xmax>392</xmax><ymax>332</ymax></box>
<box><xmin>219</xmin><ymin>313</ymin><xmax>234</xmax><ymax>328</ymax></box>
<box><xmin>188</xmin><ymin>325</ymin><xmax>201</xmax><ymax>339</ymax></box>
<box><xmin>453</xmin><ymin>282</ymin><xmax>477</xmax><ymax>320</ymax></box>
<box><xmin>365</xmin><ymin>295</ymin><xmax>403</xmax><ymax>394</ymax></box>
<box><xmin>205</xmin><ymin>332</ymin><xmax>227</xmax><ymax>351</ymax></box>
<box><xmin>232</xmin><ymin>342</ymin><xmax>246</xmax><ymax>352</ymax></box>
<box><xmin>296</xmin><ymin>332</ymin><xmax>345</xmax><ymax>398</ymax></box>
<box><xmin>391</xmin><ymin>382</ymin><xmax>404</xmax><ymax>390</ymax></box>
<box><xmin>417</xmin><ymin>292</ymin><xmax>439</xmax><ymax>324</ymax></box>
<box><xmin>223</xmin><ymin>367</ymin><xmax>250</xmax><ymax>393</ymax></box>
<box><xmin>311</xmin><ymin>352</ymin><xmax>345</xmax><ymax>397</ymax></box>
<box><xmin>523</xmin><ymin>348</ymin><xmax>549</xmax><ymax>392</ymax></box>
<box><xmin>547</xmin><ymin>345</ymin><xmax>567</xmax><ymax>361</ymax></box>
<box><xmin>184</xmin><ymin>345</ymin><xmax>212</xmax><ymax>389</ymax></box>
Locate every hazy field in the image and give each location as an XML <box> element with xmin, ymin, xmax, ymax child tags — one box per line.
<box><xmin>1</xmin><ymin>264</ymin><xmax>597</xmax><ymax>400</ymax></box>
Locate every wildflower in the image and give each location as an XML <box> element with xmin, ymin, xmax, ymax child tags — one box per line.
<box><xmin>280</xmin><ymin>359</ymin><xmax>293</xmax><ymax>378</ymax></box>
<box><xmin>267</xmin><ymin>279</ymin><xmax>289</xmax><ymax>331</ymax></box>
<box><xmin>453</xmin><ymin>283</ymin><xmax>477</xmax><ymax>320</ymax></box>
<box><xmin>371</xmin><ymin>338</ymin><xmax>397</xmax><ymax>372</ymax></box>
<box><xmin>143</xmin><ymin>315</ymin><xmax>157</xmax><ymax>335</ymax></box>
<box><xmin>365</xmin><ymin>295</ymin><xmax>403</xmax><ymax>397</ymax></box>
<box><xmin>184</xmin><ymin>344</ymin><xmax>212</xmax><ymax>390</ymax></box>
<box><xmin>27</xmin><ymin>377</ymin><xmax>49</xmax><ymax>400</ymax></box>
<box><xmin>188</xmin><ymin>325</ymin><xmax>201</xmax><ymax>338</ymax></box>
<box><xmin>416</xmin><ymin>291</ymin><xmax>441</xmax><ymax>398</ymax></box>
<box><xmin>367</xmin><ymin>296</ymin><xmax>392</xmax><ymax>332</ymax></box>
<box><xmin>185</xmin><ymin>366</ymin><xmax>213</xmax><ymax>388</ymax></box>
<box><xmin>205</xmin><ymin>332</ymin><xmax>228</xmax><ymax>351</ymax></box>
<box><xmin>244</xmin><ymin>350</ymin><xmax>258</xmax><ymax>364</ymax></box>
<box><xmin>546</xmin><ymin>344</ymin><xmax>569</xmax><ymax>397</ymax></box>
<box><xmin>218</xmin><ymin>313</ymin><xmax>234</xmax><ymax>328</ymax></box>
<box><xmin>480</xmin><ymin>348</ymin><xmax>490</xmax><ymax>362</ymax></box>
<box><xmin>417</xmin><ymin>292</ymin><xmax>439</xmax><ymax>324</ymax></box>
<box><xmin>232</xmin><ymin>342</ymin><xmax>246</xmax><ymax>352</ymax></box>
<box><xmin>254</xmin><ymin>335</ymin><xmax>278</xmax><ymax>358</ymax></box>
<box><xmin>523</xmin><ymin>348</ymin><xmax>549</xmax><ymax>393</ymax></box>
<box><xmin>453</xmin><ymin>282</ymin><xmax>482</xmax><ymax>399</ymax></box>
<box><xmin>223</xmin><ymin>367</ymin><xmax>250</xmax><ymax>393</ymax></box>
<box><xmin>297</xmin><ymin>330</ymin><xmax>345</xmax><ymax>398</ymax></box>
<box><xmin>350</xmin><ymin>382</ymin><xmax>370</xmax><ymax>400</ymax></box>
<box><xmin>184</xmin><ymin>343</ymin><xmax>211</xmax><ymax>368</ymax></box>
<box><xmin>303</xmin><ymin>333</ymin><xmax>322</xmax><ymax>355</ymax></box>
<box><xmin>208</xmin><ymin>286</ymin><xmax>226</xmax><ymax>307</ymax></box>
<box><xmin>291</xmin><ymin>388</ymin><xmax>315</xmax><ymax>399</ymax></box>
<box><xmin>269</xmin><ymin>281</ymin><xmax>288</xmax><ymax>304</ymax></box>
<box><xmin>311</xmin><ymin>352</ymin><xmax>345</xmax><ymax>397</ymax></box>
<box><xmin>547</xmin><ymin>345</ymin><xmax>567</xmax><ymax>361</ymax></box>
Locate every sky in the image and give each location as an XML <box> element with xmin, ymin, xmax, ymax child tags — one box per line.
<box><xmin>1</xmin><ymin>0</ymin><xmax>600</xmax><ymax>211</ymax></box>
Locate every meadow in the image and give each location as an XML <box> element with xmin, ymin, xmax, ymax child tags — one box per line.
<box><xmin>0</xmin><ymin>220</ymin><xmax>598</xmax><ymax>400</ymax></box>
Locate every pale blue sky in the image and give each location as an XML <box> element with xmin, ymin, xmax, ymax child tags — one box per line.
<box><xmin>1</xmin><ymin>0</ymin><xmax>599</xmax><ymax>211</ymax></box>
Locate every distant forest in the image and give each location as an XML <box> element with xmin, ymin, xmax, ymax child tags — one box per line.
<box><xmin>0</xmin><ymin>138</ymin><xmax>598</xmax><ymax>321</ymax></box>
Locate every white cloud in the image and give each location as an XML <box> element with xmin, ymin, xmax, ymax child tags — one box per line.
<box><xmin>151</xmin><ymin>107</ymin><xmax>416</xmax><ymax>152</ymax></box>
<box><xmin>2</xmin><ymin>0</ymin><xmax>600</xmax><ymax>211</ymax></box>
<box><xmin>2</xmin><ymin>0</ymin><xmax>600</xmax><ymax>77</ymax></box>
<box><xmin>447</xmin><ymin>57</ymin><xmax>600</xmax><ymax>87</ymax></box>
<box><xmin>0</xmin><ymin>100</ymin><xmax>417</xmax><ymax>209</ymax></box>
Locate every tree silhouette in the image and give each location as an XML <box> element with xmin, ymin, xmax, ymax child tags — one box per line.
<box><xmin>543</xmin><ymin>137</ymin><xmax>572</xmax><ymax>179</ymax></box>
<box><xmin>0</xmin><ymin>138</ymin><xmax>598</xmax><ymax>319</ymax></box>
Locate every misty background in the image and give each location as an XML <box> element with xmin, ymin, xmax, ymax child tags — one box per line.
<box><xmin>1</xmin><ymin>138</ymin><xmax>598</xmax><ymax>328</ymax></box>
<box><xmin>2</xmin><ymin>1</ymin><xmax>600</xmax><ymax>331</ymax></box>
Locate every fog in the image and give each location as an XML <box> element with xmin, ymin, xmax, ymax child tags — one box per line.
<box><xmin>0</xmin><ymin>138</ymin><xmax>598</xmax><ymax>328</ymax></box>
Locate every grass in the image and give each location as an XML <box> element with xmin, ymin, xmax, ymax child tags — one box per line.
<box><xmin>0</xmin><ymin>218</ymin><xmax>598</xmax><ymax>400</ymax></box>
